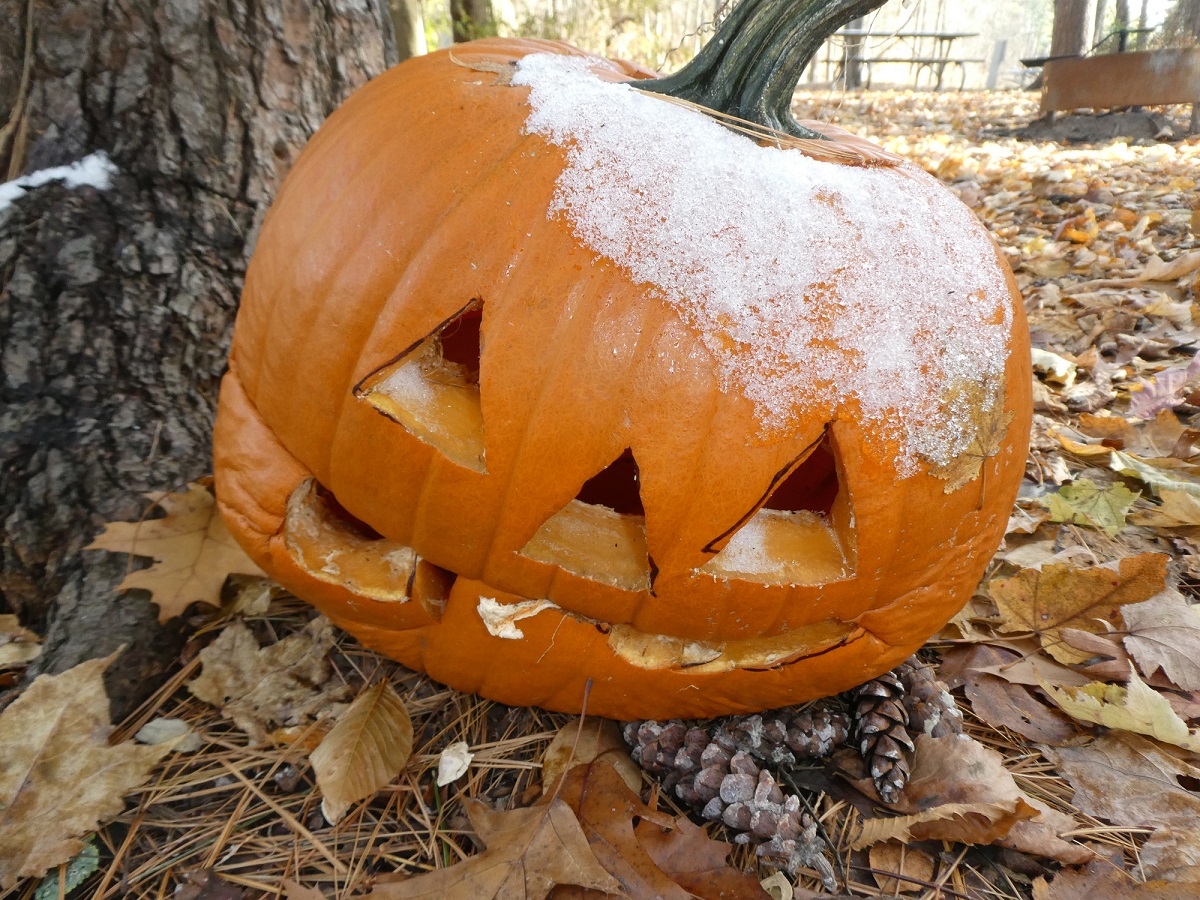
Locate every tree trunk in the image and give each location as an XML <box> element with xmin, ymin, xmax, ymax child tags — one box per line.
<box><xmin>391</xmin><ymin>0</ymin><xmax>429</xmax><ymax>60</ymax></box>
<box><xmin>1162</xmin><ymin>0</ymin><xmax>1200</xmax><ymax>45</ymax></box>
<box><xmin>451</xmin><ymin>0</ymin><xmax>494</xmax><ymax>42</ymax></box>
<box><xmin>0</xmin><ymin>0</ymin><xmax>394</xmax><ymax>717</ymax></box>
<box><xmin>1050</xmin><ymin>0</ymin><xmax>1090</xmax><ymax>56</ymax></box>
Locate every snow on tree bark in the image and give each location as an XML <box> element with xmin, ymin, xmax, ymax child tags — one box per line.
<box><xmin>0</xmin><ymin>0</ymin><xmax>395</xmax><ymax>716</ymax></box>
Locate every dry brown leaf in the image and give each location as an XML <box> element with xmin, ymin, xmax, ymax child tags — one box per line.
<box><xmin>86</xmin><ymin>483</ymin><xmax>265</xmax><ymax>622</ymax></box>
<box><xmin>281</xmin><ymin>879</ymin><xmax>327</xmax><ymax>900</ymax></box>
<box><xmin>962</xmin><ymin>673</ymin><xmax>1079</xmax><ymax>745</ymax></box>
<box><xmin>366</xmin><ymin>795</ymin><xmax>621</xmax><ymax>898</ymax></box>
<box><xmin>853</xmin><ymin>734</ymin><xmax>1090</xmax><ymax>864</ymax></box>
<box><xmin>311</xmin><ymin>681</ymin><xmax>413</xmax><ymax>824</ymax></box>
<box><xmin>869</xmin><ymin>841</ymin><xmax>935</xmax><ymax>894</ymax></box>
<box><xmin>1139</xmin><ymin>827</ymin><xmax>1200</xmax><ymax>883</ymax></box>
<box><xmin>990</xmin><ymin>554</ymin><xmax>1169</xmax><ymax>664</ymax></box>
<box><xmin>0</xmin><ymin>654</ymin><xmax>168</xmax><ymax>889</ymax></box>
<box><xmin>926</xmin><ymin>378</ymin><xmax>1015</xmax><ymax>493</ymax></box>
<box><xmin>1121</xmin><ymin>592</ymin><xmax>1200</xmax><ymax>690</ymax></box>
<box><xmin>1130</xmin><ymin>489</ymin><xmax>1200</xmax><ymax>526</ymax></box>
<box><xmin>187</xmin><ymin>618</ymin><xmax>350</xmax><ymax>745</ymax></box>
<box><xmin>1050</xmin><ymin>732</ymin><xmax>1200</xmax><ymax>831</ymax></box>
<box><xmin>542</xmin><ymin>717</ymin><xmax>641</xmax><ymax>794</ymax></box>
<box><xmin>635</xmin><ymin>815</ymin><xmax>772</xmax><ymax>900</ymax></box>
<box><xmin>1033</xmin><ymin>860</ymin><xmax>1200</xmax><ymax>899</ymax></box>
<box><xmin>1041</xmin><ymin>668</ymin><xmax>1200</xmax><ymax>752</ymax></box>
<box><xmin>0</xmin><ymin>614</ymin><xmax>41</xmax><ymax>668</ymax></box>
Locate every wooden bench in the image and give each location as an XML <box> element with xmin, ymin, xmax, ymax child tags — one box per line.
<box><xmin>858</xmin><ymin>57</ymin><xmax>985</xmax><ymax>90</ymax></box>
<box><xmin>1040</xmin><ymin>48</ymin><xmax>1200</xmax><ymax>133</ymax></box>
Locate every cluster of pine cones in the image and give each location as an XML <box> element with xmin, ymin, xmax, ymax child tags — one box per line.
<box><xmin>623</xmin><ymin>659</ymin><xmax>962</xmax><ymax>888</ymax></box>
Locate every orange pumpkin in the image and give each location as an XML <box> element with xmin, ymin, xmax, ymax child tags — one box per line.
<box><xmin>213</xmin><ymin>0</ymin><xmax>1031</xmax><ymax>719</ymax></box>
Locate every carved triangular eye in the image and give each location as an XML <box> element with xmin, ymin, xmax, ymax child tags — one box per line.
<box><xmin>519</xmin><ymin>449</ymin><xmax>652</xmax><ymax>591</ymax></box>
<box><xmin>355</xmin><ymin>301</ymin><xmax>485</xmax><ymax>472</ymax></box>
<box><xmin>701</xmin><ymin>430</ymin><xmax>856</xmax><ymax>585</ymax></box>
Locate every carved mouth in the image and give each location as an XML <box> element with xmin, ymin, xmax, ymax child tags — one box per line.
<box><xmin>282</xmin><ymin>477</ymin><xmax>860</xmax><ymax>673</ymax></box>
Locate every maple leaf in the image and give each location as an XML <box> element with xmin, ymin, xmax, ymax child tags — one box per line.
<box><xmin>312</xmin><ymin>681</ymin><xmax>413</xmax><ymax>824</ymax></box>
<box><xmin>1128</xmin><ymin>355</ymin><xmax>1200</xmax><ymax>420</ymax></box>
<box><xmin>990</xmin><ymin>554</ymin><xmax>1169</xmax><ymax>664</ymax></box>
<box><xmin>1043</xmin><ymin>479</ymin><xmax>1139</xmax><ymax>537</ymax></box>
<box><xmin>1049</xmin><ymin>732</ymin><xmax>1200</xmax><ymax>832</ymax></box>
<box><xmin>188</xmin><ymin>618</ymin><xmax>351</xmax><ymax>745</ymax></box>
<box><xmin>366</xmin><ymin>795</ymin><xmax>621</xmax><ymax>899</ymax></box>
<box><xmin>1040</xmin><ymin>668</ymin><xmax>1200</xmax><ymax>752</ymax></box>
<box><xmin>87</xmin><ymin>482</ymin><xmax>265</xmax><ymax>622</ymax></box>
<box><xmin>926</xmin><ymin>377</ymin><xmax>1015</xmax><ymax>494</ymax></box>
<box><xmin>0</xmin><ymin>654</ymin><xmax>168</xmax><ymax>889</ymax></box>
<box><xmin>1121</xmin><ymin>592</ymin><xmax>1200</xmax><ymax>690</ymax></box>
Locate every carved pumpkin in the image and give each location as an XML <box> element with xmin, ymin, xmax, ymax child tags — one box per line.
<box><xmin>213</xmin><ymin>0</ymin><xmax>1031</xmax><ymax>719</ymax></box>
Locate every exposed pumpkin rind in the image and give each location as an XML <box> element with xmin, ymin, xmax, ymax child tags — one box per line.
<box><xmin>216</xmin><ymin>38</ymin><xmax>1033</xmax><ymax>717</ymax></box>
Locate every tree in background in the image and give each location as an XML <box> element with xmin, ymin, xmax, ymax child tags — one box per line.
<box><xmin>1049</xmin><ymin>0</ymin><xmax>1089</xmax><ymax>55</ymax></box>
<box><xmin>1161</xmin><ymin>0</ymin><xmax>1200</xmax><ymax>43</ymax></box>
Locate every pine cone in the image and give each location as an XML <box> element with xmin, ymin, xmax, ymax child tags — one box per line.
<box><xmin>851</xmin><ymin>670</ymin><xmax>914</xmax><ymax>804</ymax></box>
<box><xmin>896</xmin><ymin>658</ymin><xmax>963</xmax><ymax>738</ymax></box>
<box><xmin>623</xmin><ymin>709</ymin><xmax>846</xmax><ymax>890</ymax></box>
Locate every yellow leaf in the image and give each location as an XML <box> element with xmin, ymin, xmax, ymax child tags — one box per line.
<box><xmin>1040</xmin><ymin>668</ymin><xmax>1200</xmax><ymax>753</ymax></box>
<box><xmin>926</xmin><ymin>377</ymin><xmax>1015</xmax><ymax>494</ymax></box>
<box><xmin>990</xmin><ymin>554</ymin><xmax>1169</xmax><ymax>664</ymax></box>
<box><xmin>87</xmin><ymin>483</ymin><xmax>264</xmax><ymax>622</ymax></box>
<box><xmin>312</xmin><ymin>681</ymin><xmax>413</xmax><ymax>824</ymax></box>
<box><xmin>0</xmin><ymin>654</ymin><xmax>168</xmax><ymax>889</ymax></box>
<box><xmin>1130</xmin><ymin>490</ymin><xmax>1200</xmax><ymax>527</ymax></box>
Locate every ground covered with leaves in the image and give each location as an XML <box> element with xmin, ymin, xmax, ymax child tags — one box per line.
<box><xmin>2</xmin><ymin>89</ymin><xmax>1200</xmax><ymax>900</ymax></box>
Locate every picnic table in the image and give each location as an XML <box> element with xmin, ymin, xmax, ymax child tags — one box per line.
<box><xmin>836</xmin><ymin>30</ymin><xmax>983</xmax><ymax>90</ymax></box>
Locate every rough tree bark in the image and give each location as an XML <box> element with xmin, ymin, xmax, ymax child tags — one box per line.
<box><xmin>1162</xmin><ymin>0</ymin><xmax>1200</xmax><ymax>44</ymax></box>
<box><xmin>1050</xmin><ymin>0</ymin><xmax>1090</xmax><ymax>56</ymax></box>
<box><xmin>0</xmin><ymin>0</ymin><xmax>395</xmax><ymax>716</ymax></box>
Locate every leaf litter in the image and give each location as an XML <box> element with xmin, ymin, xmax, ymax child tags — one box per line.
<box><xmin>2</xmin><ymin>89</ymin><xmax>1200</xmax><ymax>898</ymax></box>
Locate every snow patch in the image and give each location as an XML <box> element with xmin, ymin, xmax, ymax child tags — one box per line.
<box><xmin>511</xmin><ymin>54</ymin><xmax>1013</xmax><ymax>471</ymax></box>
<box><xmin>0</xmin><ymin>151</ymin><xmax>118</xmax><ymax>212</ymax></box>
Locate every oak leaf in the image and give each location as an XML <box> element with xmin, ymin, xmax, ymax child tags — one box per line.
<box><xmin>1040</xmin><ymin>668</ymin><xmax>1200</xmax><ymax>752</ymax></box>
<box><xmin>1121</xmin><ymin>592</ymin><xmax>1200</xmax><ymax>690</ymax></box>
<box><xmin>365</xmin><ymin>795</ymin><xmax>621</xmax><ymax>898</ymax></box>
<box><xmin>0</xmin><ymin>654</ymin><xmax>168</xmax><ymax>889</ymax></box>
<box><xmin>542</xmin><ymin>717</ymin><xmax>641</xmax><ymax>794</ymax></box>
<box><xmin>188</xmin><ymin>618</ymin><xmax>350</xmax><ymax>745</ymax></box>
<box><xmin>990</xmin><ymin>554</ymin><xmax>1169</xmax><ymax>664</ymax></box>
<box><xmin>635</xmin><ymin>814</ymin><xmax>772</xmax><ymax>900</ymax></box>
<box><xmin>1033</xmin><ymin>861</ymin><xmax>1200</xmax><ymax>899</ymax></box>
<box><xmin>312</xmin><ymin>681</ymin><xmax>413</xmax><ymax>824</ymax></box>
<box><xmin>86</xmin><ymin>483</ymin><xmax>264</xmax><ymax>622</ymax></box>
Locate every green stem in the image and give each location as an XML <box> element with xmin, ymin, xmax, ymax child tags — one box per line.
<box><xmin>637</xmin><ymin>0</ymin><xmax>889</xmax><ymax>139</ymax></box>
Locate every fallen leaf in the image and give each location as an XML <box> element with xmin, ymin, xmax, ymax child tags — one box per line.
<box><xmin>869</xmin><ymin>841</ymin><xmax>935</xmax><ymax>894</ymax></box>
<box><xmin>134</xmin><ymin>717</ymin><xmax>204</xmax><ymax>753</ymax></box>
<box><xmin>635</xmin><ymin>814</ymin><xmax>772</xmax><ymax>899</ymax></box>
<box><xmin>0</xmin><ymin>615</ymin><xmax>42</xmax><ymax>668</ymax></box>
<box><xmin>366</xmin><ymin>795</ymin><xmax>621</xmax><ymax>898</ymax></box>
<box><xmin>1033</xmin><ymin>860</ymin><xmax>1200</xmax><ymax>899</ymax></box>
<box><xmin>1139</xmin><ymin>827</ymin><xmax>1200</xmax><ymax>882</ymax></box>
<box><xmin>0</xmin><ymin>654</ymin><xmax>168</xmax><ymax>889</ymax></box>
<box><xmin>1137</xmin><ymin>250</ymin><xmax>1200</xmax><ymax>282</ymax></box>
<box><xmin>1121</xmin><ymin>591</ymin><xmax>1200</xmax><ymax>690</ymax></box>
<box><xmin>281</xmin><ymin>880</ymin><xmax>327</xmax><ymax>900</ymax></box>
<box><xmin>926</xmin><ymin>378</ymin><xmax>1015</xmax><ymax>493</ymax></box>
<box><xmin>1128</xmin><ymin>356</ymin><xmax>1200</xmax><ymax>419</ymax></box>
<box><xmin>1110</xmin><ymin>450</ymin><xmax>1200</xmax><ymax>497</ymax></box>
<box><xmin>990</xmin><ymin>554</ymin><xmax>1169</xmax><ymax>664</ymax></box>
<box><xmin>542</xmin><ymin>717</ymin><xmax>641</xmax><ymax>793</ymax></box>
<box><xmin>1041</xmin><ymin>668</ymin><xmax>1200</xmax><ymax>752</ymax></box>
<box><xmin>312</xmin><ymin>681</ymin><xmax>413</xmax><ymax>824</ymax></box>
<box><xmin>436</xmin><ymin>741</ymin><xmax>474</xmax><ymax>787</ymax></box>
<box><xmin>32</xmin><ymin>838</ymin><xmax>99</xmax><ymax>900</ymax></box>
<box><xmin>86</xmin><ymin>483</ymin><xmax>265</xmax><ymax>622</ymax></box>
<box><xmin>853</xmin><ymin>734</ymin><xmax>1090</xmax><ymax>864</ymax></box>
<box><xmin>962</xmin><ymin>673</ymin><xmax>1079</xmax><ymax>745</ymax></box>
<box><xmin>1044</xmin><ymin>479</ymin><xmax>1139</xmax><ymax>536</ymax></box>
<box><xmin>1049</xmin><ymin>732</ymin><xmax>1200</xmax><ymax>830</ymax></box>
<box><xmin>188</xmin><ymin>618</ymin><xmax>350</xmax><ymax>745</ymax></box>
<box><xmin>1129</xmin><ymin>489</ymin><xmax>1200</xmax><ymax>526</ymax></box>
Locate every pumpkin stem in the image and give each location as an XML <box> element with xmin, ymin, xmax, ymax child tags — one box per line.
<box><xmin>637</xmin><ymin>0</ymin><xmax>889</xmax><ymax>139</ymax></box>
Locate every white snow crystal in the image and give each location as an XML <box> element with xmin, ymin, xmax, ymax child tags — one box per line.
<box><xmin>511</xmin><ymin>54</ymin><xmax>1013</xmax><ymax>471</ymax></box>
<box><xmin>0</xmin><ymin>151</ymin><xmax>118</xmax><ymax>212</ymax></box>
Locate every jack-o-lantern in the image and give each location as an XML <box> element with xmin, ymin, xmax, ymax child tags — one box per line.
<box><xmin>213</xmin><ymin>0</ymin><xmax>1031</xmax><ymax>719</ymax></box>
